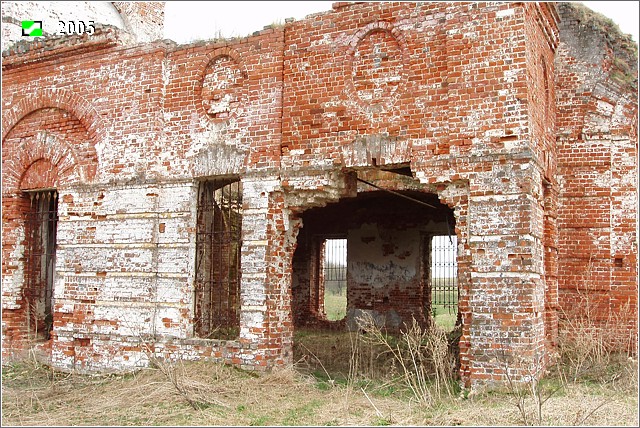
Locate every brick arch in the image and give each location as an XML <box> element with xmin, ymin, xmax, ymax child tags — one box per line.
<box><xmin>196</xmin><ymin>47</ymin><xmax>249</xmax><ymax>84</ymax></box>
<box><xmin>2</xmin><ymin>131</ymin><xmax>82</xmax><ymax>193</ymax></box>
<box><xmin>349</xmin><ymin>20</ymin><xmax>408</xmax><ymax>48</ymax></box>
<box><xmin>1</xmin><ymin>88</ymin><xmax>105</xmax><ymax>146</ymax></box>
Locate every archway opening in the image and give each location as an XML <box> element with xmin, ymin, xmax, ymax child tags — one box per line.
<box><xmin>291</xmin><ymin>187</ymin><xmax>458</xmax><ymax>332</ymax></box>
<box><xmin>290</xmin><ymin>184</ymin><xmax>459</xmax><ymax>379</ymax></box>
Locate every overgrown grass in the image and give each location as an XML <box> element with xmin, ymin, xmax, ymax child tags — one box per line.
<box><xmin>350</xmin><ymin>314</ymin><xmax>459</xmax><ymax>405</ymax></box>
<box><xmin>2</xmin><ymin>325</ymin><xmax>638</xmax><ymax>426</ymax></box>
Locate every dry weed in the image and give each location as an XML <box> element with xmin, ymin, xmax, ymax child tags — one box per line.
<box><xmin>558</xmin><ymin>290</ymin><xmax>637</xmax><ymax>388</ymax></box>
<box><xmin>352</xmin><ymin>312</ymin><xmax>457</xmax><ymax>406</ymax></box>
<box><xmin>2</xmin><ymin>328</ymin><xmax>638</xmax><ymax>427</ymax></box>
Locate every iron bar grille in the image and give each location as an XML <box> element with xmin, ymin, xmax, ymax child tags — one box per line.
<box><xmin>322</xmin><ymin>239</ymin><xmax>347</xmax><ymax>293</ymax></box>
<box><xmin>322</xmin><ymin>238</ymin><xmax>347</xmax><ymax>319</ymax></box>
<box><xmin>24</xmin><ymin>190</ymin><xmax>58</xmax><ymax>341</ymax></box>
<box><xmin>431</xmin><ymin>235</ymin><xmax>458</xmax><ymax>315</ymax></box>
<box><xmin>194</xmin><ymin>179</ymin><xmax>242</xmax><ymax>340</ymax></box>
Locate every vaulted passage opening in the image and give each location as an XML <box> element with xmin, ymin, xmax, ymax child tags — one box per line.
<box><xmin>23</xmin><ymin>189</ymin><xmax>58</xmax><ymax>341</ymax></box>
<box><xmin>291</xmin><ymin>188</ymin><xmax>458</xmax><ymax>332</ymax></box>
<box><xmin>194</xmin><ymin>178</ymin><xmax>242</xmax><ymax>340</ymax></box>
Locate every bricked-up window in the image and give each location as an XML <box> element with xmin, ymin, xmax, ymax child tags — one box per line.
<box><xmin>425</xmin><ymin>234</ymin><xmax>458</xmax><ymax>331</ymax></box>
<box><xmin>24</xmin><ymin>189</ymin><xmax>58</xmax><ymax>341</ymax></box>
<box><xmin>194</xmin><ymin>179</ymin><xmax>242</xmax><ymax>339</ymax></box>
<box><xmin>321</xmin><ymin>238</ymin><xmax>347</xmax><ymax>321</ymax></box>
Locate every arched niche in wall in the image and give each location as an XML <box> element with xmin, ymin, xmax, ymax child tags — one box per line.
<box><xmin>197</xmin><ymin>49</ymin><xmax>248</xmax><ymax>124</ymax></box>
<box><xmin>345</xmin><ymin>21</ymin><xmax>408</xmax><ymax>112</ymax></box>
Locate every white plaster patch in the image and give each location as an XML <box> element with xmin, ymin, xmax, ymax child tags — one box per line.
<box><xmin>100</xmin><ymin>274</ymin><xmax>155</xmax><ymax>301</ymax></box>
<box><xmin>349</xmin><ymin>260</ymin><xmax>416</xmax><ymax>286</ymax></box>
<box><xmin>154</xmin><ymin>306</ymin><xmax>187</xmax><ymax>337</ymax></box>
<box><xmin>496</xmin><ymin>8</ymin><xmax>515</xmax><ymax>18</ymax></box>
<box><xmin>156</xmin><ymin>276</ymin><xmax>187</xmax><ymax>303</ymax></box>
<box><xmin>63</xmin><ymin>246</ymin><xmax>154</xmax><ymax>272</ymax></box>
<box><xmin>99</xmin><ymin>187</ymin><xmax>159</xmax><ymax>214</ymax></box>
<box><xmin>95</xmin><ymin>218</ymin><xmax>155</xmax><ymax>243</ymax></box>
<box><xmin>2</xmin><ymin>225</ymin><xmax>25</xmax><ymax>309</ymax></box>
<box><xmin>595</xmin><ymin>99</ymin><xmax>614</xmax><ymax>117</ymax></box>
<box><xmin>93</xmin><ymin>305</ymin><xmax>155</xmax><ymax>336</ymax></box>
<box><xmin>157</xmin><ymin>246</ymin><xmax>190</xmax><ymax>274</ymax></box>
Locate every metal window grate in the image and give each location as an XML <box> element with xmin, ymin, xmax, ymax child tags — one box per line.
<box><xmin>194</xmin><ymin>179</ymin><xmax>242</xmax><ymax>339</ymax></box>
<box><xmin>322</xmin><ymin>238</ymin><xmax>347</xmax><ymax>320</ymax></box>
<box><xmin>24</xmin><ymin>190</ymin><xmax>58</xmax><ymax>340</ymax></box>
<box><xmin>431</xmin><ymin>235</ymin><xmax>458</xmax><ymax>315</ymax></box>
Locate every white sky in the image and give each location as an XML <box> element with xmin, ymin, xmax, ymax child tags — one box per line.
<box><xmin>163</xmin><ymin>1</ymin><xmax>333</xmax><ymax>42</ymax></box>
<box><xmin>163</xmin><ymin>1</ymin><xmax>639</xmax><ymax>44</ymax></box>
<box><xmin>583</xmin><ymin>1</ymin><xmax>639</xmax><ymax>42</ymax></box>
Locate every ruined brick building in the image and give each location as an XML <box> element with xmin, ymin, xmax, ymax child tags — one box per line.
<box><xmin>1</xmin><ymin>2</ymin><xmax>637</xmax><ymax>388</ymax></box>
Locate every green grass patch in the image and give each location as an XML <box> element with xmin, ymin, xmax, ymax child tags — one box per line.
<box><xmin>324</xmin><ymin>291</ymin><xmax>347</xmax><ymax>321</ymax></box>
<box><xmin>431</xmin><ymin>285</ymin><xmax>458</xmax><ymax>331</ymax></box>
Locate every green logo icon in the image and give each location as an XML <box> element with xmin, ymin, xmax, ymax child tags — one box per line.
<box><xmin>22</xmin><ymin>21</ymin><xmax>43</xmax><ymax>36</ymax></box>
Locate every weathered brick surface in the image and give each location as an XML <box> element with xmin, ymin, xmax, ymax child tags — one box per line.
<box><xmin>1</xmin><ymin>2</ymin><xmax>636</xmax><ymax>388</ymax></box>
<box><xmin>555</xmin><ymin>2</ymin><xmax>638</xmax><ymax>350</ymax></box>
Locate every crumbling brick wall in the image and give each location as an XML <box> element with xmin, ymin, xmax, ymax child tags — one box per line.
<box><xmin>1</xmin><ymin>1</ymin><xmax>636</xmax><ymax>388</ymax></box>
<box><xmin>111</xmin><ymin>1</ymin><xmax>164</xmax><ymax>43</ymax></box>
<box><xmin>555</xmin><ymin>3</ymin><xmax>638</xmax><ymax>350</ymax></box>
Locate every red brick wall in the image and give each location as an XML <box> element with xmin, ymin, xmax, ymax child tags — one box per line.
<box><xmin>2</xmin><ymin>105</ymin><xmax>93</xmax><ymax>350</ymax></box>
<box><xmin>555</xmin><ymin>2</ymin><xmax>638</xmax><ymax>350</ymax></box>
<box><xmin>2</xmin><ymin>2</ymin><xmax>635</xmax><ymax>387</ymax></box>
<box><xmin>163</xmin><ymin>29</ymin><xmax>284</xmax><ymax>175</ymax></box>
<box><xmin>523</xmin><ymin>2</ymin><xmax>561</xmax><ymax>356</ymax></box>
<box><xmin>1</xmin><ymin>26</ymin><xmax>289</xmax><ymax>370</ymax></box>
<box><xmin>282</xmin><ymin>2</ymin><xmax>448</xmax><ymax>165</ymax></box>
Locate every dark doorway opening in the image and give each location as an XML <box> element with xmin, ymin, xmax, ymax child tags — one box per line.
<box><xmin>291</xmin><ymin>189</ymin><xmax>458</xmax><ymax>332</ymax></box>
